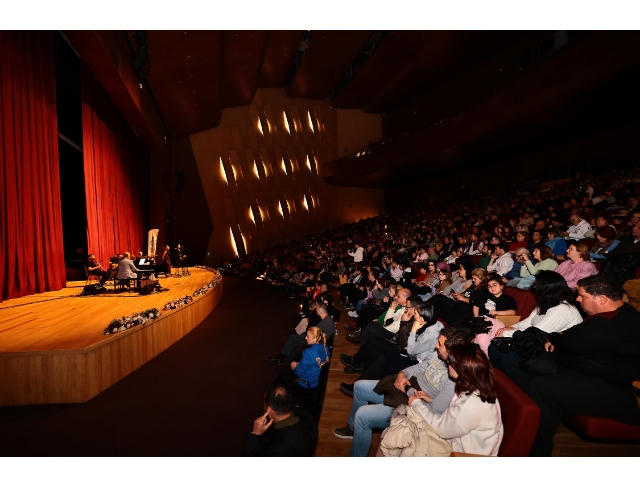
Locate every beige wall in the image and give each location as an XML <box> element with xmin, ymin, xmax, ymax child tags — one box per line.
<box><xmin>189</xmin><ymin>88</ymin><xmax>384</xmax><ymax>265</ymax></box>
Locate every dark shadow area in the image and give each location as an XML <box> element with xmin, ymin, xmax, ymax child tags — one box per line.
<box><xmin>0</xmin><ymin>277</ymin><xmax>299</xmax><ymax>456</ymax></box>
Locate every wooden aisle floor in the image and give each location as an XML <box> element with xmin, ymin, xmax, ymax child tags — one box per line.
<box><xmin>314</xmin><ymin>295</ymin><xmax>640</xmax><ymax>457</ymax></box>
<box><xmin>0</xmin><ymin>268</ymin><xmax>214</xmax><ymax>352</ymax></box>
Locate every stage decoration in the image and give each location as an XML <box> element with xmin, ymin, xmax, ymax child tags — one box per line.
<box><xmin>103</xmin><ymin>308</ymin><xmax>161</xmax><ymax>335</ymax></box>
<box><xmin>164</xmin><ymin>295</ymin><xmax>193</xmax><ymax>310</ymax></box>
<box><xmin>101</xmin><ymin>268</ymin><xmax>221</xmax><ymax>334</ymax></box>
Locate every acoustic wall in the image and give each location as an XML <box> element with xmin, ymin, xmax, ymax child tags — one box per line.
<box><xmin>187</xmin><ymin>88</ymin><xmax>384</xmax><ymax>265</ymax></box>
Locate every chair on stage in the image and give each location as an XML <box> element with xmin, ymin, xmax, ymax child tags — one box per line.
<box><xmin>85</xmin><ymin>266</ymin><xmax>101</xmax><ymax>286</ymax></box>
<box><xmin>116</xmin><ymin>278</ymin><xmax>136</xmax><ymax>293</ymax></box>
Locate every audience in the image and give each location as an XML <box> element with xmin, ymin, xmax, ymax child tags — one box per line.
<box><xmin>236</xmin><ymin>168</ymin><xmax>640</xmax><ymax>457</ymax></box>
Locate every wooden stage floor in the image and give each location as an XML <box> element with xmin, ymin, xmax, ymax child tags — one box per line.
<box><xmin>0</xmin><ymin>268</ymin><xmax>222</xmax><ymax>406</ymax></box>
<box><xmin>0</xmin><ymin>268</ymin><xmax>215</xmax><ymax>352</ymax></box>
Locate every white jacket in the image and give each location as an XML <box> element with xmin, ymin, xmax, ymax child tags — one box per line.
<box><xmin>501</xmin><ymin>302</ymin><xmax>582</xmax><ymax>337</ymax></box>
<box><xmin>413</xmin><ymin>392</ymin><xmax>503</xmax><ymax>456</ymax></box>
<box><xmin>348</xmin><ymin>247</ymin><xmax>364</xmax><ymax>262</ymax></box>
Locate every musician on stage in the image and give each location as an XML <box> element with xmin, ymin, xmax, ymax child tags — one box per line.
<box><xmin>87</xmin><ymin>254</ymin><xmax>108</xmax><ymax>284</ymax></box>
<box><xmin>162</xmin><ymin>245</ymin><xmax>172</xmax><ymax>276</ymax></box>
<box><xmin>116</xmin><ymin>252</ymin><xmax>140</xmax><ymax>281</ymax></box>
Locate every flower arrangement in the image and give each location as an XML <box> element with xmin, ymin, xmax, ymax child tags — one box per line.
<box><xmin>164</xmin><ymin>295</ymin><xmax>193</xmax><ymax>310</ymax></box>
<box><xmin>103</xmin><ymin>308</ymin><xmax>161</xmax><ymax>335</ymax></box>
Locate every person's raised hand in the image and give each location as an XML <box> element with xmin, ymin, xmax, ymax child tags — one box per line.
<box><xmin>394</xmin><ymin>372</ymin><xmax>411</xmax><ymax>392</ymax></box>
<box><xmin>252</xmin><ymin>411</ymin><xmax>273</xmax><ymax>435</ymax></box>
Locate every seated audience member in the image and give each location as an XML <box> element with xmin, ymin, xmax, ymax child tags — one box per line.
<box><xmin>526</xmin><ymin>275</ymin><xmax>640</xmax><ymax>456</ymax></box>
<box><xmin>545</xmin><ymin>228</ymin><xmax>568</xmax><ymax>258</ymax></box>
<box><xmin>332</xmin><ymin>327</ymin><xmax>469</xmax><ymax>456</ymax></box>
<box><xmin>502</xmin><ymin>247</ymin><xmax>526</xmax><ymax>282</ymax></box>
<box><xmin>466</xmin><ymin>233</ymin><xmax>484</xmax><ymax>255</ymax></box>
<box><xmin>491</xmin><ymin>271</ymin><xmax>582</xmax><ymax>382</ymax></box>
<box><xmin>617</xmin><ymin>212</ymin><xmax>640</xmax><ymax>237</ymax></box>
<box><xmin>338</xmin><ymin>265</ymin><xmax>364</xmax><ymax>307</ymax></box>
<box><xmin>560</xmin><ymin>212</ymin><xmax>592</xmax><ymax>240</ymax></box>
<box><xmin>347</xmin><ymin>288</ymin><xmax>412</xmax><ymax>344</ymax></box>
<box><xmin>508</xmin><ymin>244</ymin><xmax>558</xmax><ymax>289</ymax></box>
<box><xmin>429</xmin><ymin>268</ymin><xmax>488</xmax><ymax>325</ymax></box>
<box><xmin>242</xmin><ymin>383</ymin><xmax>317</xmax><ymax>456</ymax></box>
<box><xmin>595</xmin><ymin>215</ymin><xmax>617</xmax><ymax>233</ymax></box>
<box><xmin>267</xmin><ymin>304</ymin><xmax>334</xmax><ymax>366</ymax></box>
<box><xmin>381</xmin><ymin>344</ymin><xmax>503</xmax><ymax>457</ymax></box>
<box><xmin>439</xmin><ymin>262</ymin><xmax>473</xmax><ymax>298</ymax></box>
<box><xmin>474</xmin><ymin>243</ymin><xmax>495</xmax><ymax>270</ymax></box>
<box><xmin>452</xmin><ymin>316</ymin><xmax>505</xmax><ymax>357</ymax></box>
<box><xmin>427</xmin><ymin>245</ymin><xmax>440</xmax><ymax>261</ymax></box>
<box><xmin>273</xmin><ymin>326</ymin><xmax>330</xmax><ymax>390</ymax></box>
<box><xmin>589</xmin><ymin>225</ymin><xmax>620</xmax><ymax>260</ymax></box>
<box><xmin>471</xmin><ymin>274</ymin><xmax>517</xmax><ymax>318</ymax></box>
<box><xmin>508</xmin><ymin>231</ymin><xmax>529</xmax><ymax>252</ymax></box>
<box><xmin>554</xmin><ymin>242</ymin><xmax>598</xmax><ymax>289</ymax></box>
<box><xmin>413</xmin><ymin>247</ymin><xmax>429</xmax><ymax>263</ymax></box>
<box><xmin>609</xmin><ymin>220</ymin><xmax>640</xmax><ymax>255</ymax></box>
<box><xmin>487</xmin><ymin>243</ymin><xmax>514</xmax><ymax>277</ymax></box>
<box><xmin>622</xmin><ymin>196</ymin><xmax>639</xmax><ymax>215</ymax></box>
<box><xmin>528</xmin><ymin>230</ymin><xmax>544</xmax><ymax>253</ymax></box>
<box><xmin>340</xmin><ymin>301</ymin><xmax>444</xmax><ymax>392</ymax></box>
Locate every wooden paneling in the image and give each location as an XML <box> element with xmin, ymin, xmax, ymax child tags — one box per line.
<box><xmin>288</xmin><ymin>31</ymin><xmax>374</xmax><ymax>99</ymax></box>
<box><xmin>0</xmin><ymin>271</ymin><xmax>222</xmax><ymax>406</ymax></box>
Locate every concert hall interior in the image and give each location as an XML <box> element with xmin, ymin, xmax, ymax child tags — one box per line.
<box><xmin>1</xmin><ymin>24</ymin><xmax>640</xmax><ymax>460</ymax></box>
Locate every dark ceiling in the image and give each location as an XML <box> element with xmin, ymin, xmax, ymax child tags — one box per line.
<box><xmin>140</xmin><ymin>30</ymin><xmax>544</xmax><ymax>139</ymax></box>
<box><xmin>126</xmin><ymin>30</ymin><xmax>640</xmax><ymax>188</ymax></box>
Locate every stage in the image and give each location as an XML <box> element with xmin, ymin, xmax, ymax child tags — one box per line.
<box><xmin>0</xmin><ymin>268</ymin><xmax>222</xmax><ymax>406</ymax></box>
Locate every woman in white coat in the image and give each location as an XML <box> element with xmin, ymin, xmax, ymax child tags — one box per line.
<box><xmin>409</xmin><ymin>344</ymin><xmax>503</xmax><ymax>456</ymax></box>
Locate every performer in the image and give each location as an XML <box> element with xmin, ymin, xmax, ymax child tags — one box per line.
<box><xmin>116</xmin><ymin>252</ymin><xmax>140</xmax><ymax>281</ymax></box>
<box><xmin>162</xmin><ymin>245</ymin><xmax>172</xmax><ymax>276</ymax></box>
<box><xmin>87</xmin><ymin>254</ymin><xmax>108</xmax><ymax>285</ymax></box>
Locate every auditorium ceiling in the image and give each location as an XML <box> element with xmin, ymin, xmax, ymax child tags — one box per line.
<box><xmin>69</xmin><ymin>30</ymin><xmax>640</xmax><ymax>188</ymax></box>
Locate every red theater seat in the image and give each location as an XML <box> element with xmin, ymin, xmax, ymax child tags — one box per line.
<box><xmin>503</xmin><ymin>287</ymin><xmax>537</xmax><ymax>319</ymax></box>
<box><xmin>563</xmin><ymin>415</ymin><xmax>640</xmax><ymax>441</ymax></box>
<box><xmin>469</xmin><ymin>255</ymin><xmax>482</xmax><ymax>264</ymax></box>
<box><xmin>494</xmin><ymin>369</ymin><xmax>540</xmax><ymax>456</ymax></box>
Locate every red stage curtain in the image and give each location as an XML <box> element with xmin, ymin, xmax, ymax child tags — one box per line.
<box><xmin>0</xmin><ymin>31</ymin><xmax>67</xmax><ymax>302</ymax></box>
<box><xmin>81</xmin><ymin>64</ymin><xmax>149</xmax><ymax>266</ymax></box>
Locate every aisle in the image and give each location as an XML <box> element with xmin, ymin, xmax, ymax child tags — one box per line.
<box><xmin>0</xmin><ymin>276</ymin><xmax>299</xmax><ymax>456</ymax></box>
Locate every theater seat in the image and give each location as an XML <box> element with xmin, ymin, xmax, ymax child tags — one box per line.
<box><xmin>563</xmin><ymin>380</ymin><xmax>640</xmax><ymax>441</ymax></box>
<box><xmin>563</xmin><ymin>415</ymin><xmax>640</xmax><ymax>441</ymax></box>
<box><xmin>503</xmin><ymin>287</ymin><xmax>537</xmax><ymax>319</ymax></box>
<box><xmin>493</xmin><ymin>369</ymin><xmax>540</xmax><ymax>456</ymax></box>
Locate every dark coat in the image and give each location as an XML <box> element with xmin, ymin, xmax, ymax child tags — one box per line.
<box><xmin>241</xmin><ymin>407</ymin><xmax>318</xmax><ymax>456</ymax></box>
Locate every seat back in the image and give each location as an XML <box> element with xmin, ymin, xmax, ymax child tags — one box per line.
<box><xmin>493</xmin><ymin>368</ymin><xmax>540</xmax><ymax>456</ymax></box>
<box><xmin>503</xmin><ymin>287</ymin><xmax>537</xmax><ymax>319</ymax></box>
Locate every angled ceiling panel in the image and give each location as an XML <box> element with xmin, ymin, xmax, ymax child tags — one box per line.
<box><xmin>221</xmin><ymin>30</ymin><xmax>268</xmax><ymax>108</ymax></box>
<box><xmin>287</xmin><ymin>30</ymin><xmax>374</xmax><ymax>99</ymax></box>
<box><xmin>147</xmin><ymin>30</ymin><xmax>222</xmax><ymax>138</ymax></box>
<box><xmin>258</xmin><ymin>30</ymin><xmax>306</xmax><ymax>87</ymax></box>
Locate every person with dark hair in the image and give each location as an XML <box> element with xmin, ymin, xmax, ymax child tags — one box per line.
<box><xmin>526</xmin><ymin>275</ymin><xmax>640</xmax><ymax>456</ymax></box>
<box><xmin>394</xmin><ymin>344</ymin><xmax>503</xmax><ymax>456</ymax></box>
<box><xmin>474</xmin><ymin>243</ymin><xmax>495</xmax><ymax>270</ymax></box>
<box><xmin>471</xmin><ymin>275</ymin><xmax>517</xmax><ymax>318</ymax></box>
<box><xmin>348</xmin><ymin>241</ymin><xmax>363</xmax><ymax>264</ymax></box>
<box><xmin>545</xmin><ymin>228</ymin><xmax>567</xmax><ymax>258</ymax></box>
<box><xmin>490</xmin><ymin>271</ymin><xmax>582</xmax><ymax>381</ymax></box>
<box><xmin>453</xmin><ymin>316</ymin><xmax>505</xmax><ymax>356</ymax></box>
<box><xmin>487</xmin><ymin>242</ymin><xmax>514</xmax><ymax>276</ymax></box>
<box><xmin>241</xmin><ymin>383</ymin><xmax>318</xmax><ymax>456</ymax></box>
<box><xmin>507</xmin><ymin>244</ymin><xmax>558</xmax><ymax>289</ymax></box>
<box><xmin>339</xmin><ymin>301</ymin><xmax>444</xmax><ymax>394</ymax></box>
<box><xmin>332</xmin><ymin>327</ymin><xmax>468</xmax><ymax>456</ymax></box>
<box><xmin>439</xmin><ymin>262</ymin><xmax>473</xmax><ymax>298</ymax></box>
<box><xmin>589</xmin><ymin>225</ymin><xmax>620</xmax><ymax>260</ymax></box>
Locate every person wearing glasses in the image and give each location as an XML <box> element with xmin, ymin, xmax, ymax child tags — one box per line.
<box><xmin>559</xmin><ymin>212</ymin><xmax>592</xmax><ymax>240</ymax></box>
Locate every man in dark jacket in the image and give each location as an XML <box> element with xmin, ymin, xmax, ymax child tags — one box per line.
<box><xmin>242</xmin><ymin>383</ymin><xmax>317</xmax><ymax>456</ymax></box>
<box><xmin>526</xmin><ymin>275</ymin><xmax>640</xmax><ymax>456</ymax></box>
